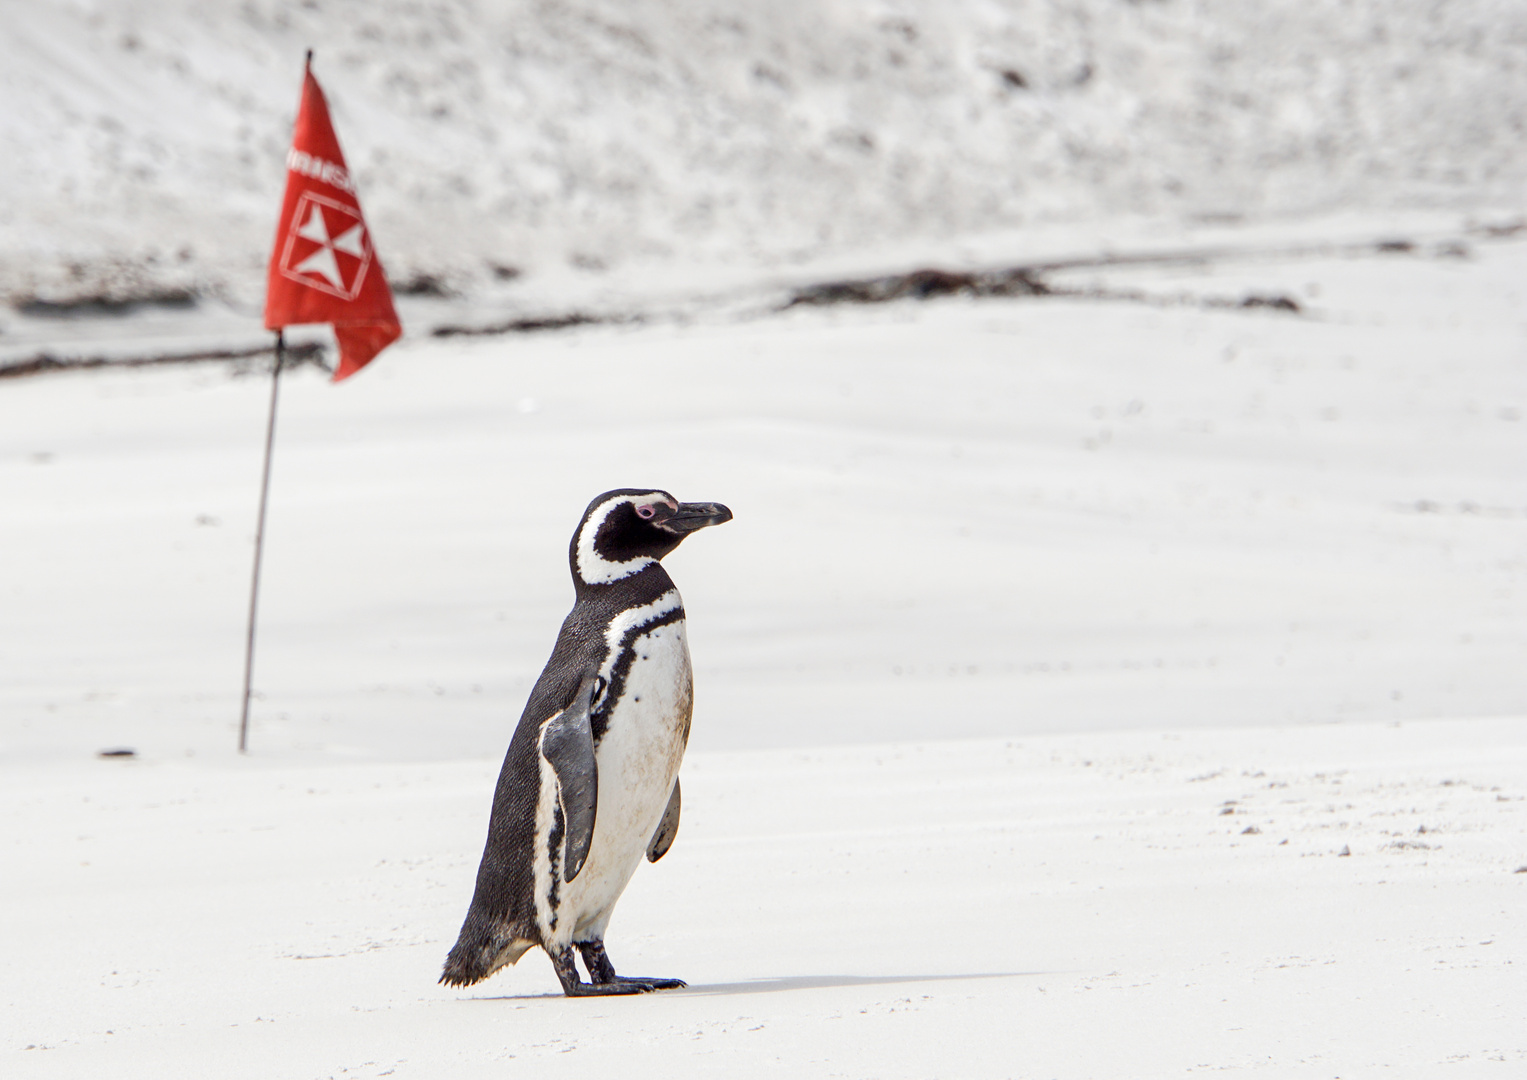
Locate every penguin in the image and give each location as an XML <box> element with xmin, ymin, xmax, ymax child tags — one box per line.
<box><xmin>440</xmin><ymin>488</ymin><xmax>732</xmax><ymax>996</ymax></box>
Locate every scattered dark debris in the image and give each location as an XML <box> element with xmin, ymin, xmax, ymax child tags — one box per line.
<box><xmin>1394</xmin><ymin>499</ymin><xmax>1521</xmax><ymax>518</ymax></box>
<box><xmin>1387</xmin><ymin>840</ymin><xmax>1432</xmax><ymax>850</ymax></box>
<box><xmin>0</xmin><ymin>340</ymin><xmax>326</xmax><ymax>381</ymax></box>
<box><xmin>392</xmin><ymin>273</ymin><xmax>453</xmax><ymax>298</ymax></box>
<box><xmin>829</xmin><ymin>128</ymin><xmax>876</xmax><ymax>153</ymax></box>
<box><xmin>752</xmin><ymin>63</ymin><xmax>788</xmax><ymax>89</ymax></box>
<box><xmin>432</xmin><ymin>312</ymin><xmax>611</xmax><ymax>338</ymax></box>
<box><xmin>488</xmin><ymin>262</ymin><xmax>522</xmax><ymax>282</ymax></box>
<box><xmin>1473</xmin><ymin>219</ymin><xmax>1525</xmax><ymax>240</ymax></box>
<box><xmin>1219</xmin><ymin>806</ymin><xmax>1237</xmax><ymax>816</ymax></box>
<box><xmin>784</xmin><ymin>256</ymin><xmax>1312</xmax><ymax>317</ymax></box>
<box><xmin>999</xmin><ymin>68</ymin><xmax>1028</xmax><ymax>90</ymax></box>
<box><xmin>97</xmin><ymin>748</ymin><xmax>136</xmax><ymax>759</ymax></box>
<box><xmin>17</xmin><ymin>288</ymin><xmax>197</xmax><ymax>318</ymax></box>
<box><xmin>1237</xmin><ymin>293</ymin><xmax>1301</xmax><ymax>313</ymax></box>
<box><xmin>1241</xmin><ymin>825</ymin><xmax>1261</xmax><ymax>835</ymax></box>
<box><xmin>786</xmin><ymin>266</ymin><xmax>1049</xmax><ymax>308</ymax></box>
<box><xmin>1187</xmin><ymin>292</ymin><xmax>1304</xmax><ymax>316</ymax></box>
<box><xmin>1192</xmin><ymin>212</ymin><xmax>1245</xmax><ymax>226</ymax></box>
<box><xmin>1376</xmin><ymin>239</ymin><xmax>1416</xmax><ymax>254</ymax></box>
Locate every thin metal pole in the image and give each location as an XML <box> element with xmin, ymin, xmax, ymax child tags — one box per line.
<box><xmin>239</xmin><ymin>331</ymin><xmax>285</xmax><ymax>754</ymax></box>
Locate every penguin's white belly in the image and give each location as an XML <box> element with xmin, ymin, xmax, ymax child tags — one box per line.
<box><xmin>552</xmin><ymin>617</ymin><xmax>692</xmax><ymax>943</ymax></box>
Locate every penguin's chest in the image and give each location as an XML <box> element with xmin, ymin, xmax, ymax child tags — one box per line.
<box><xmin>596</xmin><ymin>618</ymin><xmax>694</xmax><ymax>802</ymax></box>
<box><xmin>547</xmin><ymin>616</ymin><xmax>693</xmax><ymax>937</ymax></box>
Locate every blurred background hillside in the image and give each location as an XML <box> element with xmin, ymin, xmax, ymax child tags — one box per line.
<box><xmin>3</xmin><ymin>0</ymin><xmax>1524</xmax><ymax>309</ymax></box>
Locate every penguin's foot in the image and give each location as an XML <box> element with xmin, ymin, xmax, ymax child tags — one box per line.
<box><xmin>613</xmin><ymin>976</ymin><xmax>688</xmax><ymax>990</ymax></box>
<box><xmin>550</xmin><ymin>946</ymin><xmax>645</xmax><ymax>996</ymax></box>
<box><xmin>562</xmin><ymin>978</ymin><xmax>654</xmax><ymax>996</ymax></box>
<box><xmin>573</xmin><ymin>941</ymin><xmax>686</xmax><ymax>993</ymax></box>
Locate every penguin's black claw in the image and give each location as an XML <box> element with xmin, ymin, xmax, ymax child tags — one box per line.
<box><xmin>613</xmin><ymin>976</ymin><xmax>686</xmax><ymax>990</ymax></box>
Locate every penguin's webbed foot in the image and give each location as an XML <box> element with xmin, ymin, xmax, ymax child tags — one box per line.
<box><xmin>551</xmin><ymin>945</ymin><xmax>642</xmax><ymax>995</ymax></box>
<box><xmin>562</xmin><ymin>978</ymin><xmax>655</xmax><ymax>996</ymax></box>
<box><xmin>568</xmin><ymin>941</ymin><xmax>686</xmax><ymax>994</ymax></box>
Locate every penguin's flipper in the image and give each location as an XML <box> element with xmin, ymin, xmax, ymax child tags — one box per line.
<box><xmin>646</xmin><ymin>777</ymin><xmax>681</xmax><ymax>863</ymax></box>
<box><xmin>539</xmin><ymin>674</ymin><xmax>603</xmax><ymax>883</ymax></box>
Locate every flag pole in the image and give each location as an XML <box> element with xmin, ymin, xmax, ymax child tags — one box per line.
<box><xmin>239</xmin><ymin>330</ymin><xmax>285</xmax><ymax>754</ymax></box>
<box><xmin>243</xmin><ymin>51</ymin><xmax>400</xmax><ymax>751</ymax></box>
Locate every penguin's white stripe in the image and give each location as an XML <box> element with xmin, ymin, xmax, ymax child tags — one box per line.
<box><xmin>575</xmin><ymin>495</ymin><xmax>656</xmax><ymax>585</ymax></box>
<box><xmin>531</xmin><ymin>751</ymin><xmax>562</xmax><ymax>942</ymax></box>
<box><xmin>597</xmin><ymin>588</ymin><xmax>683</xmax><ymax>684</ymax></box>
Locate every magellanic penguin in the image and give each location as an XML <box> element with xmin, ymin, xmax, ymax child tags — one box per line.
<box><xmin>441</xmin><ymin>489</ymin><xmax>732</xmax><ymax>996</ymax></box>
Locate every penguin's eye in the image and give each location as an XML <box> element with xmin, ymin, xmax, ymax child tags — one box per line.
<box><xmin>636</xmin><ymin>505</ymin><xmax>656</xmax><ymax>520</ymax></box>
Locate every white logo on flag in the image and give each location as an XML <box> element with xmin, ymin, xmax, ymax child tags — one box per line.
<box><xmin>286</xmin><ymin>148</ymin><xmax>356</xmax><ymax>194</ymax></box>
<box><xmin>277</xmin><ymin>192</ymin><xmax>373</xmax><ymax>300</ymax></box>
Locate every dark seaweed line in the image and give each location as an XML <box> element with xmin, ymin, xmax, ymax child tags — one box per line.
<box><xmin>4</xmin><ymin>228</ymin><xmax>1502</xmax><ymax>376</ymax></box>
<box><xmin>429</xmin><ymin>311</ymin><xmax>620</xmax><ymax>338</ymax></box>
<box><xmin>0</xmin><ymin>340</ymin><xmax>326</xmax><ymax>380</ymax></box>
<box><xmin>776</xmin><ymin>233</ymin><xmax>1476</xmax><ymax>312</ymax></box>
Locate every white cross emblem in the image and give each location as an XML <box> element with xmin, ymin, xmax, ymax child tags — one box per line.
<box><xmin>277</xmin><ymin>192</ymin><xmax>373</xmax><ymax>300</ymax></box>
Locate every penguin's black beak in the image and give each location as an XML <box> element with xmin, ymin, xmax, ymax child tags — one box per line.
<box><xmin>662</xmin><ymin>501</ymin><xmax>733</xmax><ymax>534</ymax></box>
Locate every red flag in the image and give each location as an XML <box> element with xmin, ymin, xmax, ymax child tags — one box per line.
<box><xmin>264</xmin><ymin>57</ymin><xmax>401</xmax><ymax>381</ymax></box>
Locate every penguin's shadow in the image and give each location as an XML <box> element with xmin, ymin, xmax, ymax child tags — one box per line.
<box><xmin>682</xmin><ymin>972</ymin><xmax>1039</xmax><ymax>996</ymax></box>
<box><xmin>469</xmin><ymin>972</ymin><xmax>1038</xmax><ymax>1001</ymax></box>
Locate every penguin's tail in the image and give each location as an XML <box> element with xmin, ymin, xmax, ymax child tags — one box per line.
<box><xmin>439</xmin><ymin>917</ymin><xmax>533</xmax><ymax>987</ymax></box>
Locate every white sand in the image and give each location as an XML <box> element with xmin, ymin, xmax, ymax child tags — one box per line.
<box><xmin>2</xmin><ymin>223</ymin><xmax>1524</xmax><ymax>1075</ymax></box>
<box><xmin>4</xmin><ymin>720</ymin><xmax>1523</xmax><ymax>1077</ymax></box>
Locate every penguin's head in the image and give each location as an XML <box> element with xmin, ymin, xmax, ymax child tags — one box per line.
<box><xmin>571</xmin><ymin>489</ymin><xmax>733</xmax><ymax>587</ymax></box>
